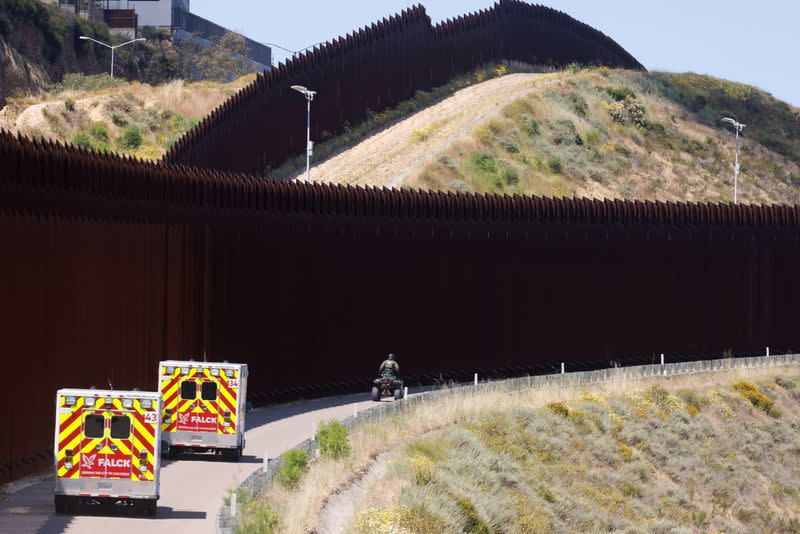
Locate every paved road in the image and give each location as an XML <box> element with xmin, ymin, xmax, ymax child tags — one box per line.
<box><xmin>0</xmin><ymin>392</ymin><xmax>385</xmax><ymax>534</ymax></box>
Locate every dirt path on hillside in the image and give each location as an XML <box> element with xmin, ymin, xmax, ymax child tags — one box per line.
<box><xmin>292</xmin><ymin>73</ymin><xmax>551</xmax><ymax>188</ymax></box>
<box><xmin>317</xmin><ymin>453</ymin><xmax>388</xmax><ymax>534</ymax></box>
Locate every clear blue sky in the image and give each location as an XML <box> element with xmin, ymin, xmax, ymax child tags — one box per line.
<box><xmin>191</xmin><ymin>0</ymin><xmax>800</xmax><ymax>107</ymax></box>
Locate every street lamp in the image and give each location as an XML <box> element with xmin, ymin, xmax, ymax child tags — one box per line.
<box><xmin>79</xmin><ymin>36</ymin><xmax>145</xmax><ymax>78</ymax></box>
<box><xmin>291</xmin><ymin>85</ymin><xmax>317</xmax><ymax>182</ymax></box>
<box><xmin>722</xmin><ymin>117</ymin><xmax>746</xmax><ymax>204</ymax></box>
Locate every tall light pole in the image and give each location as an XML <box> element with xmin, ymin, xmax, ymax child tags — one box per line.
<box><xmin>722</xmin><ymin>117</ymin><xmax>746</xmax><ymax>204</ymax></box>
<box><xmin>79</xmin><ymin>36</ymin><xmax>145</xmax><ymax>78</ymax></box>
<box><xmin>291</xmin><ymin>85</ymin><xmax>317</xmax><ymax>182</ymax></box>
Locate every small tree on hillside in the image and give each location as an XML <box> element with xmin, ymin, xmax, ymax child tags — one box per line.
<box><xmin>182</xmin><ymin>31</ymin><xmax>253</xmax><ymax>82</ymax></box>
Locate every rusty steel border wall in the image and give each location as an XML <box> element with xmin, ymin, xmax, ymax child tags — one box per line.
<box><xmin>5</xmin><ymin>131</ymin><xmax>799</xmax><ymax>227</ymax></box>
<box><xmin>3</xmin><ymin>132</ymin><xmax>800</xmax><ymax>484</ymax></box>
<box><xmin>163</xmin><ymin>0</ymin><xmax>645</xmax><ymax>174</ymax></box>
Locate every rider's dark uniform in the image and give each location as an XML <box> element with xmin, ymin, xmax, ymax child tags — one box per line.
<box><xmin>379</xmin><ymin>359</ymin><xmax>399</xmax><ymax>379</ymax></box>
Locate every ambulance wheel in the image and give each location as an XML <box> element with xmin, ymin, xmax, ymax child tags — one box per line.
<box><xmin>223</xmin><ymin>446</ymin><xmax>241</xmax><ymax>461</ymax></box>
<box><xmin>54</xmin><ymin>495</ymin><xmax>70</xmax><ymax>514</ymax></box>
<box><xmin>167</xmin><ymin>445</ymin><xmax>181</xmax><ymax>459</ymax></box>
<box><xmin>371</xmin><ymin>387</ymin><xmax>380</xmax><ymax>402</ymax></box>
<box><xmin>141</xmin><ymin>499</ymin><xmax>157</xmax><ymax>517</ymax></box>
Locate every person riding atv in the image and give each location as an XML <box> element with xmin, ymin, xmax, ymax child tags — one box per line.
<box><xmin>373</xmin><ymin>353</ymin><xmax>404</xmax><ymax>401</ymax></box>
<box><xmin>379</xmin><ymin>353</ymin><xmax>399</xmax><ymax>379</ymax></box>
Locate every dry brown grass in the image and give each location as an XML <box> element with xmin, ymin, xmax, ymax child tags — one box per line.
<box><xmin>0</xmin><ymin>75</ymin><xmax>253</xmax><ymax>159</ymax></box>
<box><xmin>251</xmin><ymin>365</ymin><xmax>800</xmax><ymax>533</ymax></box>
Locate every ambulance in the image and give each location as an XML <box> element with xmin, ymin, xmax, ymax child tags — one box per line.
<box><xmin>53</xmin><ymin>389</ymin><xmax>162</xmax><ymax>515</ymax></box>
<box><xmin>158</xmin><ymin>360</ymin><xmax>248</xmax><ymax>460</ymax></box>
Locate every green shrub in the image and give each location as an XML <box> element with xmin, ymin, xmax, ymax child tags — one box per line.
<box><xmin>64</xmin><ymin>98</ymin><xmax>75</xmax><ymax>112</ymax></box>
<box><xmin>608</xmin><ymin>97</ymin><xmax>646</xmax><ymax>128</ymax></box>
<box><xmin>498</xmin><ymin>136</ymin><xmax>519</xmax><ymax>153</ymax></box>
<box><xmin>111</xmin><ymin>113</ymin><xmax>127</xmax><ymax>127</ymax></box>
<box><xmin>315</xmin><ymin>420</ymin><xmax>351</xmax><ymax>459</ymax></box>
<box><xmin>569</xmin><ymin>93</ymin><xmax>588</xmax><ymax>117</ymax></box>
<box><xmin>455</xmin><ymin>495</ymin><xmax>490</xmax><ymax>534</ymax></box>
<box><xmin>601</xmin><ymin>86</ymin><xmax>637</xmax><ymax>102</ymax></box>
<box><xmin>121</xmin><ymin>127</ymin><xmax>142</xmax><ymax>149</ymax></box>
<box><xmin>526</xmin><ymin>119</ymin><xmax>541</xmax><ymax>136</ymax></box>
<box><xmin>235</xmin><ymin>501</ymin><xmax>280</xmax><ymax>534</ymax></box>
<box><xmin>552</xmin><ymin>119</ymin><xmax>582</xmax><ymax>146</ymax></box>
<box><xmin>584</xmin><ymin>129</ymin><xmax>602</xmax><ymax>146</ymax></box>
<box><xmin>471</xmin><ymin>152</ymin><xmax>497</xmax><ymax>174</ymax></box>
<box><xmin>276</xmin><ymin>449</ymin><xmax>307</xmax><ymax>488</ymax></box>
<box><xmin>72</xmin><ymin>132</ymin><xmax>91</xmax><ymax>149</ymax></box>
<box><xmin>88</xmin><ymin>123</ymin><xmax>109</xmax><ymax>142</ymax></box>
<box><xmin>52</xmin><ymin>73</ymin><xmax>123</xmax><ymax>93</ymax></box>
<box><xmin>620</xmin><ymin>482</ymin><xmax>640</xmax><ymax>498</ymax></box>
<box><xmin>547</xmin><ymin>156</ymin><xmax>563</xmax><ymax>174</ymax></box>
<box><xmin>502</xmin><ymin>166</ymin><xmax>519</xmax><ymax>185</ymax></box>
<box><xmin>73</xmin><ymin>17</ymin><xmax>110</xmax><ymax>58</ymax></box>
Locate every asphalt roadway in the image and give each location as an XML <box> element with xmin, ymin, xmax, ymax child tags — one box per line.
<box><xmin>0</xmin><ymin>391</ymin><xmax>384</xmax><ymax>534</ymax></box>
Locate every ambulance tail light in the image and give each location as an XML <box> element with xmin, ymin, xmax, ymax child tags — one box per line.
<box><xmin>139</xmin><ymin>450</ymin><xmax>148</xmax><ymax>472</ymax></box>
<box><xmin>223</xmin><ymin>410</ymin><xmax>231</xmax><ymax>427</ymax></box>
<box><xmin>65</xmin><ymin>449</ymin><xmax>74</xmax><ymax>469</ymax></box>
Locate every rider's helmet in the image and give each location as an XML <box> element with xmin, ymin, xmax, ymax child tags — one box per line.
<box><xmin>388</xmin><ymin>353</ymin><xmax>396</xmax><ymax>361</ymax></box>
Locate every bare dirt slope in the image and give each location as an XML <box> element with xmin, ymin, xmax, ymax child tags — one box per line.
<box><xmin>292</xmin><ymin>73</ymin><xmax>548</xmax><ymax>188</ymax></box>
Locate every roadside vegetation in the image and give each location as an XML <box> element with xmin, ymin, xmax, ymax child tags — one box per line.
<box><xmin>234</xmin><ymin>366</ymin><xmax>800</xmax><ymax>533</ymax></box>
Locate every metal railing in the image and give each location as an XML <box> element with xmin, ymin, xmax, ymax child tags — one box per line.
<box><xmin>217</xmin><ymin>353</ymin><xmax>800</xmax><ymax>533</ymax></box>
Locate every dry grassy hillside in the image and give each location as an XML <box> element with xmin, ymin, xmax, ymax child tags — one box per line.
<box><xmin>290</xmin><ymin>68</ymin><xmax>800</xmax><ymax>206</ymax></box>
<box><xmin>239</xmin><ymin>367</ymin><xmax>800</xmax><ymax>534</ymax></box>
<box><xmin>348</xmin><ymin>375</ymin><xmax>800</xmax><ymax>533</ymax></box>
<box><xmin>0</xmin><ymin>73</ymin><xmax>252</xmax><ymax>160</ymax></box>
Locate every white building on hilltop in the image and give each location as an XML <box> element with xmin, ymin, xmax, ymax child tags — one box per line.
<box><xmin>49</xmin><ymin>0</ymin><xmax>272</xmax><ymax>70</ymax></box>
<box><xmin>97</xmin><ymin>0</ymin><xmax>188</xmax><ymax>28</ymax></box>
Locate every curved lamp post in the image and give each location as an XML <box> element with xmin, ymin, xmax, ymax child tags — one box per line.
<box><xmin>79</xmin><ymin>36</ymin><xmax>145</xmax><ymax>78</ymax></box>
<box><xmin>291</xmin><ymin>85</ymin><xmax>317</xmax><ymax>182</ymax></box>
<box><xmin>722</xmin><ymin>117</ymin><xmax>746</xmax><ymax>204</ymax></box>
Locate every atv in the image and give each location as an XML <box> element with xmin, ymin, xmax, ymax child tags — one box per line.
<box><xmin>372</xmin><ymin>374</ymin><xmax>404</xmax><ymax>401</ymax></box>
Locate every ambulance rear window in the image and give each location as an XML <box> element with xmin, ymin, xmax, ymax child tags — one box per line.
<box><xmin>84</xmin><ymin>414</ymin><xmax>104</xmax><ymax>439</ymax></box>
<box><xmin>110</xmin><ymin>416</ymin><xmax>130</xmax><ymax>439</ymax></box>
<box><xmin>180</xmin><ymin>380</ymin><xmax>196</xmax><ymax>400</ymax></box>
<box><xmin>201</xmin><ymin>382</ymin><xmax>217</xmax><ymax>401</ymax></box>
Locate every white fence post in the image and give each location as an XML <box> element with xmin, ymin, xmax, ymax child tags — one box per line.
<box><xmin>311</xmin><ymin>421</ymin><xmax>316</xmax><ymax>441</ymax></box>
<box><xmin>404</xmin><ymin>386</ymin><xmax>408</xmax><ymax>398</ymax></box>
<box><xmin>262</xmin><ymin>456</ymin><xmax>269</xmax><ymax>473</ymax></box>
<box><xmin>353</xmin><ymin>403</ymin><xmax>358</xmax><ymax>418</ymax></box>
<box><xmin>561</xmin><ymin>362</ymin><xmax>565</xmax><ymax>374</ymax></box>
<box><xmin>660</xmin><ymin>353</ymin><xmax>665</xmax><ymax>365</ymax></box>
<box><xmin>230</xmin><ymin>492</ymin><xmax>237</xmax><ymax>517</ymax></box>
<box><xmin>767</xmin><ymin>346</ymin><xmax>770</xmax><ymax>357</ymax></box>
<box><xmin>474</xmin><ymin>373</ymin><xmax>478</xmax><ymax>386</ymax></box>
